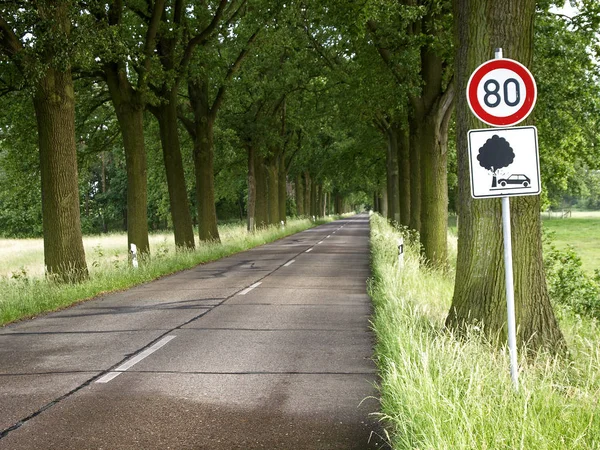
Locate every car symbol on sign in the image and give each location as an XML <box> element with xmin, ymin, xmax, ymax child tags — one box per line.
<box><xmin>497</xmin><ymin>174</ymin><xmax>531</xmax><ymax>187</ymax></box>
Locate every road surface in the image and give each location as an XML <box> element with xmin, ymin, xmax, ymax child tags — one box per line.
<box><xmin>0</xmin><ymin>215</ymin><xmax>386</xmax><ymax>449</ymax></box>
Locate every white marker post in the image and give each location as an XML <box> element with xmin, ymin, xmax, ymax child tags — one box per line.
<box><xmin>495</xmin><ymin>47</ymin><xmax>519</xmax><ymax>390</ymax></box>
<box><xmin>397</xmin><ymin>237</ymin><xmax>404</xmax><ymax>269</ymax></box>
<box><xmin>130</xmin><ymin>243</ymin><xmax>139</xmax><ymax>269</ymax></box>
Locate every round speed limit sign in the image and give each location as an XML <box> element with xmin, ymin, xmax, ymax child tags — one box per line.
<box><xmin>467</xmin><ymin>58</ymin><xmax>537</xmax><ymax>127</ymax></box>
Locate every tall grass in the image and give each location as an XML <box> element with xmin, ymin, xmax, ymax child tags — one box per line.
<box><xmin>0</xmin><ymin>218</ymin><xmax>333</xmax><ymax>325</ymax></box>
<box><xmin>369</xmin><ymin>214</ymin><xmax>600</xmax><ymax>449</ymax></box>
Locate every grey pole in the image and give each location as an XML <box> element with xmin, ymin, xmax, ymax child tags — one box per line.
<box><xmin>496</xmin><ymin>47</ymin><xmax>519</xmax><ymax>390</ymax></box>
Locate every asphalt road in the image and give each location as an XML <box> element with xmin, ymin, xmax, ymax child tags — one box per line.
<box><xmin>0</xmin><ymin>214</ymin><xmax>387</xmax><ymax>449</ymax></box>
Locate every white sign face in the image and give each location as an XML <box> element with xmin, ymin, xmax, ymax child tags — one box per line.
<box><xmin>468</xmin><ymin>126</ymin><xmax>541</xmax><ymax>199</ymax></box>
<box><xmin>467</xmin><ymin>59</ymin><xmax>537</xmax><ymax>127</ymax></box>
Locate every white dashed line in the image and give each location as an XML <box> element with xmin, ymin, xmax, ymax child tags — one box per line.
<box><xmin>96</xmin><ymin>335</ymin><xmax>176</xmax><ymax>384</ymax></box>
<box><xmin>317</xmin><ymin>241</ymin><xmax>323</xmax><ymax>244</ymax></box>
<box><xmin>305</xmin><ymin>248</ymin><xmax>313</xmax><ymax>253</ymax></box>
<box><xmin>326</xmin><ymin>235</ymin><xmax>331</xmax><ymax>238</ymax></box>
<box><xmin>284</xmin><ymin>260</ymin><xmax>295</xmax><ymax>267</ymax></box>
<box><xmin>238</xmin><ymin>282</ymin><xmax>262</xmax><ymax>295</ymax></box>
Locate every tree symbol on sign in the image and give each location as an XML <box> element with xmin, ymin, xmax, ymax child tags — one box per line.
<box><xmin>477</xmin><ymin>135</ymin><xmax>515</xmax><ymax>188</ymax></box>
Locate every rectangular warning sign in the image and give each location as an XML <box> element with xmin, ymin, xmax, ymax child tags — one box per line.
<box><xmin>467</xmin><ymin>126</ymin><xmax>541</xmax><ymax>199</ymax></box>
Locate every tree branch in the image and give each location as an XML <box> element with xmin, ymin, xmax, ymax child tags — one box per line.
<box><xmin>210</xmin><ymin>27</ymin><xmax>260</xmax><ymax>118</ymax></box>
<box><xmin>366</xmin><ymin>20</ymin><xmax>407</xmax><ymax>87</ymax></box>
<box><xmin>177</xmin><ymin>105</ymin><xmax>196</xmax><ymax>139</ymax></box>
<box><xmin>0</xmin><ymin>13</ymin><xmax>23</xmax><ymax>57</ymax></box>
<box><xmin>139</xmin><ymin>0</ymin><xmax>166</xmax><ymax>88</ymax></box>
<box><xmin>180</xmin><ymin>0</ymin><xmax>228</xmax><ymax>70</ymax></box>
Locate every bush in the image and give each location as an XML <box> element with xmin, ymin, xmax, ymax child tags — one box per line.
<box><xmin>544</xmin><ymin>238</ymin><xmax>600</xmax><ymax>319</ymax></box>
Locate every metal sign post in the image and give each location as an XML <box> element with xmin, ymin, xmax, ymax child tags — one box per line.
<box><xmin>501</xmin><ymin>196</ymin><xmax>519</xmax><ymax>390</ymax></box>
<box><xmin>466</xmin><ymin>47</ymin><xmax>541</xmax><ymax>390</ymax></box>
<box><xmin>496</xmin><ymin>48</ymin><xmax>519</xmax><ymax>391</ymax></box>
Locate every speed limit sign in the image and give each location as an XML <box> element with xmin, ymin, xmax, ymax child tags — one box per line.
<box><xmin>467</xmin><ymin>58</ymin><xmax>537</xmax><ymax>127</ymax></box>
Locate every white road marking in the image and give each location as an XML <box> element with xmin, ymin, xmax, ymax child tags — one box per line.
<box><xmin>96</xmin><ymin>335</ymin><xmax>176</xmax><ymax>384</ymax></box>
<box><xmin>317</xmin><ymin>241</ymin><xmax>323</xmax><ymax>244</ymax></box>
<box><xmin>305</xmin><ymin>248</ymin><xmax>313</xmax><ymax>253</ymax></box>
<box><xmin>326</xmin><ymin>235</ymin><xmax>331</xmax><ymax>238</ymax></box>
<box><xmin>284</xmin><ymin>260</ymin><xmax>295</xmax><ymax>267</ymax></box>
<box><xmin>238</xmin><ymin>282</ymin><xmax>262</xmax><ymax>295</ymax></box>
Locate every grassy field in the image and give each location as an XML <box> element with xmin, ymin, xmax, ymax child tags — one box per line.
<box><xmin>369</xmin><ymin>214</ymin><xmax>600</xmax><ymax>449</ymax></box>
<box><xmin>0</xmin><ymin>222</ymin><xmax>279</xmax><ymax>279</ymax></box>
<box><xmin>542</xmin><ymin>212</ymin><xmax>600</xmax><ymax>274</ymax></box>
<box><xmin>449</xmin><ymin>211</ymin><xmax>600</xmax><ymax>274</ymax></box>
<box><xmin>0</xmin><ymin>217</ymin><xmax>338</xmax><ymax>325</ymax></box>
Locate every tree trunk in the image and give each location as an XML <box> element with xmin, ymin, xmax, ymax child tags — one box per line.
<box><xmin>105</xmin><ymin>66</ymin><xmax>150</xmax><ymax>256</ymax></box>
<box><xmin>255</xmin><ymin>151</ymin><xmax>268</xmax><ymax>228</ymax></box>
<box><xmin>278</xmin><ymin>155</ymin><xmax>287</xmax><ymax>223</ymax></box>
<box><xmin>381</xmin><ymin>186</ymin><xmax>388</xmax><ymax>218</ymax></box>
<box><xmin>194</xmin><ymin>118</ymin><xmax>220</xmax><ymax>241</ymax></box>
<box><xmin>189</xmin><ymin>78</ymin><xmax>220</xmax><ymax>242</ymax></box>
<box><xmin>247</xmin><ymin>144</ymin><xmax>256</xmax><ymax>232</ymax></box>
<box><xmin>295</xmin><ymin>174</ymin><xmax>304</xmax><ymax>216</ymax></box>
<box><xmin>446</xmin><ymin>0</ymin><xmax>564</xmax><ymax>352</ymax></box>
<box><xmin>398</xmin><ymin>125</ymin><xmax>411</xmax><ymax>227</ymax></box>
<box><xmin>310</xmin><ymin>182</ymin><xmax>318</xmax><ymax>218</ymax></box>
<box><xmin>304</xmin><ymin>172</ymin><xmax>312</xmax><ymax>218</ymax></box>
<box><xmin>335</xmin><ymin>193</ymin><xmax>342</xmax><ymax>214</ymax></box>
<box><xmin>266</xmin><ymin>156</ymin><xmax>279</xmax><ymax>225</ymax></box>
<box><xmin>33</xmin><ymin>66</ymin><xmax>88</xmax><ymax>282</ymax></box>
<box><xmin>386</xmin><ymin>125</ymin><xmax>401</xmax><ymax>223</ymax></box>
<box><xmin>154</xmin><ymin>89</ymin><xmax>195</xmax><ymax>249</ymax></box>
<box><xmin>411</xmin><ymin>41</ymin><xmax>454</xmax><ymax>268</ymax></box>
<box><xmin>419</xmin><ymin>115</ymin><xmax>448</xmax><ymax>267</ymax></box>
<box><xmin>408</xmin><ymin>117</ymin><xmax>421</xmax><ymax>233</ymax></box>
<box><xmin>317</xmin><ymin>185</ymin><xmax>324</xmax><ymax>218</ymax></box>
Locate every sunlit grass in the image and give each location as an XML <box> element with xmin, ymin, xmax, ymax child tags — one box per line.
<box><xmin>0</xmin><ymin>217</ymin><xmax>338</xmax><ymax>325</ymax></box>
<box><xmin>369</xmin><ymin>214</ymin><xmax>600</xmax><ymax>449</ymax></box>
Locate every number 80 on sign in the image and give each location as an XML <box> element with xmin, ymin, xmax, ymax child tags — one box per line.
<box><xmin>467</xmin><ymin>58</ymin><xmax>537</xmax><ymax>128</ymax></box>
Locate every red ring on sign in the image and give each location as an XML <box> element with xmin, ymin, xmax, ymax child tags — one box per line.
<box><xmin>467</xmin><ymin>58</ymin><xmax>537</xmax><ymax>127</ymax></box>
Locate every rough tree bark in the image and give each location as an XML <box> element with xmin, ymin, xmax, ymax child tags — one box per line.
<box><xmin>247</xmin><ymin>144</ymin><xmax>256</xmax><ymax>232</ymax></box>
<box><xmin>446</xmin><ymin>0</ymin><xmax>564</xmax><ymax>352</ymax></box>
<box><xmin>255</xmin><ymin>151</ymin><xmax>269</xmax><ymax>228</ymax></box>
<box><xmin>304</xmin><ymin>172</ymin><xmax>312</xmax><ymax>217</ymax></box>
<box><xmin>385</xmin><ymin>123</ymin><xmax>401</xmax><ymax>224</ymax></box>
<box><xmin>189</xmin><ymin>77</ymin><xmax>220</xmax><ymax>242</ymax></box>
<box><xmin>105</xmin><ymin>67</ymin><xmax>150</xmax><ymax>255</ymax></box>
<box><xmin>397</xmin><ymin>125</ymin><xmax>411</xmax><ymax>227</ymax></box>
<box><xmin>266</xmin><ymin>154</ymin><xmax>279</xmax><ymax>225</ymax></box>
<box><xmin>153</xmin><ymin>91</ymin><xmax>195</xmax><ymax>248</ymax></box>
<box><xmin>295</xmin><ymin>174</ymin><xmax>304</xmax><ymax>216</ymax></box>
<box><xmin>408</xmin><ymin>117</ymin><xmax>421</xmax><ymax>233</ymax></box>
<box><xmin>34</xmin><ymin>64</ymin><xmax>88</xmax><ymax>282</ymax></box>
<box><xmin>411</xmin><ymin>44</ymin><xmax>455</xmax><ymax>268</ymax></box>
<box><xmin>278</xmin><ymin>155</ymin><xmax>287</xmax><ymax>223</ymax></box>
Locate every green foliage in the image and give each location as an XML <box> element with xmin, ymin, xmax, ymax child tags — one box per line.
<box><xmin>544</xmin><ymin>232</ymin><xmax>600</xmax><ymax>319</ymax></box>
<box><xmin>535</xmin><ymin>7</ymin><xmax>600</xmax><ymax>206</ymax></box>
<box><xmin>0</xmin><ymin>94</ymin><xmax>42</xmax><ymax>237</ymax></box>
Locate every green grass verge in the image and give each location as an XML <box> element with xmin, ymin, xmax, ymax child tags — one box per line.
<box><xmin>0</xmin><ymin>217</ymin><xmax>337</xmax><ymax>326</ymax></box>
<box><xmin>369</xmin><ymin>214</ymin><xmax>600</xmax><ymax>449</ymax></box>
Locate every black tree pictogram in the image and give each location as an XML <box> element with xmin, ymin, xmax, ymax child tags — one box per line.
<box><xmin>477</xmin><ymin>135</ymin><xmax>515</xmax><ymax>187</ymax></box>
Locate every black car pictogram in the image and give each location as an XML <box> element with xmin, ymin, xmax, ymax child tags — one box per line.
<box><xmin>497</xmin><ymin>174</ymin><xmax>530</xmax><ymax>187</ymax></box>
